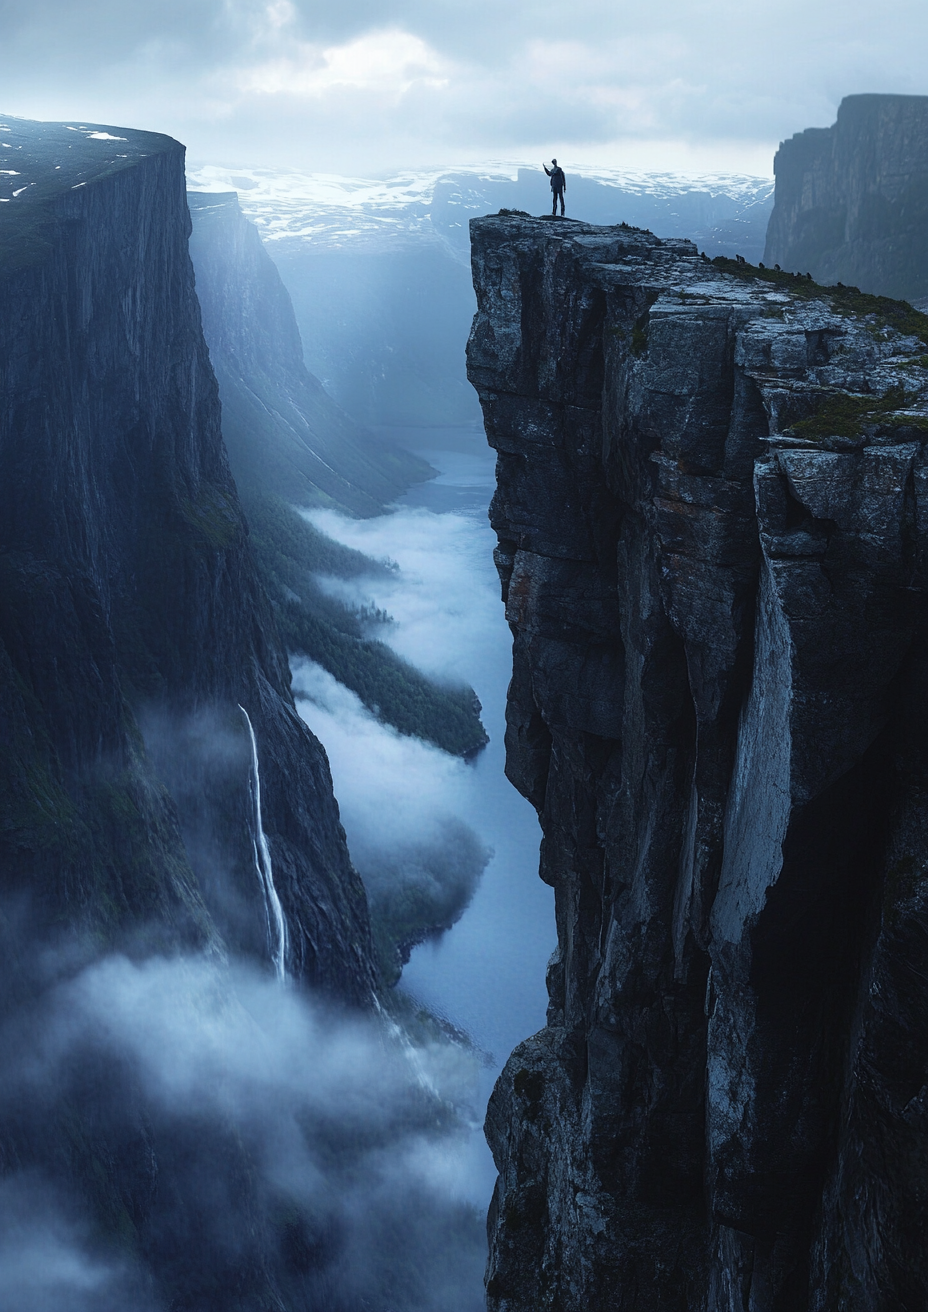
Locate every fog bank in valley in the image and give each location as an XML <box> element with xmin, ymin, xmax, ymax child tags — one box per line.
<box><xmin>0</xmin><ymin>952</ymin><xmax>487</xmax><ymax>1311</ymax></box>
<box><xmin>306</xmin><ymin>504</ymin><xmax>503</xmax><ymax>690</ymax></box>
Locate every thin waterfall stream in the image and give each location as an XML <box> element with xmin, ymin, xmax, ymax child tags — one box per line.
<box><xmin>239</xmin><ymin>704</ymin><xmax>289</xmax><ymax>982</ymax></box>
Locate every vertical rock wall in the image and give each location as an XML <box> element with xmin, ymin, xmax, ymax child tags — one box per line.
<box><xmin>468</xmin><ymin>214</ymin><xmax>928</xmax><ymax>1311</ymax></box>
<box><xmin>0</xmin><ymin>120</ymin><xmax>374</xmax><ymax>1001</ymax></box>
<box><xmin>764</xmin><ymin>93</ymin><xmax>928</xmax><ymax>301</ymax></box>
<box><xmin>187</xmin><ymin>191</ymin><xmax>431</xmax><ymax>516</ymax></box>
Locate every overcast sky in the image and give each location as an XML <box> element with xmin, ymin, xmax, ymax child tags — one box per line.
<box><xmin>2</xmin><ymin>0</ymin><xmax>926</xmax><ymax>176</ymax></box>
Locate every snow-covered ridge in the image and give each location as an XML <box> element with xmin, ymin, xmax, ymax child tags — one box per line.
<box><xmin>186</xmin><ymin>161</ymin><xmax>774</xmax><ymax>252</ymax></box>
<box><xmin>0</xmin><ymin>117</ymin><xmax>169</xmax><ymax>209</ymax></box>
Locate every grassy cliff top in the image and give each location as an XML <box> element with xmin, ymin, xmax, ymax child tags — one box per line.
<box><xmin>0</xmin><ymin>115</ymin><xmax>181</xmax><ymax>272</ymax></box>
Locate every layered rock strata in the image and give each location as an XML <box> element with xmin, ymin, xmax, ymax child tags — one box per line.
<box><xmin>765</xmin><ymin>93</ymin><xmax>928</xmax><ymax>301</ymax></box>
<box><xmin>468</xmin><ymin>214</ymin><xmax>928</xmax><ymax>1310</ymax></box>
<box><xmin>0</xmin><ymin>119</ymin><xmax>374</xmax><ymax>1001</ymax></box>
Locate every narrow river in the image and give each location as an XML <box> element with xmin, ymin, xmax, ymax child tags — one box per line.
<box><xmin>293</xmin><ymin>423</ymin><xmax>555</xmax><ymax>1201</ymax></box>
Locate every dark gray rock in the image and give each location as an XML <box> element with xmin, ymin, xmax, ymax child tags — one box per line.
<box><xmin>468</xmin><ymin>213</ymin><xmax>928</xmax><ymax>1310</ymax></box>
<box><xmin>0</xmin><ymin>118</ymin><xmax>375</xmax><ymax>1003</ymax></box>
<box><xmin>764</xmin><ymin>93</ymin><xmax>928</xmax><ymax>300</ymax></box>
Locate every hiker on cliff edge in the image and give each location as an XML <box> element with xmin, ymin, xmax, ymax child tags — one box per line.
<box><xmin>543</xmin><ymin>159</ymin><xmax>566</xmax><ymax>216</ymax></box>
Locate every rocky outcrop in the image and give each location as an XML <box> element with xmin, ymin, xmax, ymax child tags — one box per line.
<box><xmin>0</xmin><ymin>119</ymin><xmax>374</xmax><ymax>1002</ymax></box>
<box><xmin>468</xmin><ymin>214</ymin><xmax>928</xmax><ymax>1310</ymax></box>
<box><xmin>765</xmin><ymin>93</ymin><xmax>928</xmax><ymax>300</ymax></box>
<box><xmin>205</xmin><ymin>165</ymin><xmax>773</xmax><ymax>431</ymax></box>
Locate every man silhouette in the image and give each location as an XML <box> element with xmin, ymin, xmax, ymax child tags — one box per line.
<box><xmin>543</xmin><ymin>159</ymin><xmax>566</xmax><ymax>216</ymax></box>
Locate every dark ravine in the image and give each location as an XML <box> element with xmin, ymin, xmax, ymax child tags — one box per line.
<box><xmin>186</xmin><ymin>190</ymin><xmax>490</xmax><ymax>760</ymax></box>
<box><xmin>468</xmin><ymin>214</ymin><xmax>928</xmax><ymax>1310</ymax></box>
<box><xmin>765</xmin><ymin>93</ymin><xmax>928</xmax><ymax>301</ymax></box>
<box><xmin>187</xmin><ymin>190</ymin><xmax>430</xmax><ymax>517</ymax></box>
<box><xmin>0</xmin><ymin>118</ymin><xmax>493</xmax><ymax>1312</ymax></box>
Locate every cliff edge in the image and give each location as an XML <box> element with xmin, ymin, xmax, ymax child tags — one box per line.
<box><xmin>468</xmin><ymin>214</ymin><xmax>928</xmax><ymax>1310</ymax></box>
<box><xmin>0</xmin><ymin>117</ymin><xmax>374</xmax><ymax>1001</ymax></box>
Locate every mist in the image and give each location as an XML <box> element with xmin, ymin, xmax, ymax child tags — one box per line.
<box><xmin>291</xmin><ymin>659</ymin><xmax>491</xmax><ymax>981</ymax></box>
<box><xmin>291</xmin><ymin>442</ymin><xmax>553</xmax><ymax>1111</ymax></box>
<box><xmin>0</xmin><ymin>951</ymin><xmax>487</xmax><ymax>1311</ymax></box>
<box><xmin>291</xmin><ymin>498</ymin><xmax>509</xmax><ymax>977</ymax></box>
<box><xmin>305</xmin><ymin>504</ymin><xmax>504</xmax><ymax>690</ymax></box>
<box><xmin>0</xmin><ymin>1174</ymin><xmax>157</xmax><ymax>1312</ymax></box>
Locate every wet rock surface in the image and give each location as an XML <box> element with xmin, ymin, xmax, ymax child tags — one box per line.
<box><xmin>468</xmin><ymin>213</ymin><xmax>928</xmax><ymax>1310</ymax></box>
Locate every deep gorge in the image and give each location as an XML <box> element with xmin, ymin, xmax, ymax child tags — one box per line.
<box><xmin>4</xmin><ymin>94</ymin><xmax>928</xmax><ymax>1311</ymax></box>
<box><xmin>0</xmin><ymin>118</ymin><xmax>488</xmax><ymax>1311</ymax></box>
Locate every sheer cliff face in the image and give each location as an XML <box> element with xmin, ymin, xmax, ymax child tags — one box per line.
<box><xmin>468</xmin><ymin>215</ymin><xmax>928</xmax><ymax>1311</ymax></box>
<box><xmin>187</xmin><ymin>191</ymin><xmax>430</xmax><ymax>516</ymax></box>
<box><xmin>0</xmin><ymin>119</ymin><xmax>374</xmax><ymax>1002</ymax></box>
<box><xmin>764</xmin><ymin>93</ymin><xmax>928</xmax><ymax>301</ymax></box>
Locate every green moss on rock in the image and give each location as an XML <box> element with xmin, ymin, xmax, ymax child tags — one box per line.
<box><xmin>787</xmin><ymin>383</ymin><xmax>928</xmax><ymax>440</ymax></box>
<box><xmin>712</xmin><ymin>255</ymin><xmax>928</xmax><ymax>347</ymax></box>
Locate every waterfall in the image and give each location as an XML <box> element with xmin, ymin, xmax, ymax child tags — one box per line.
<box><xmin>370</xmin><ymin>993</ymin><xmax>439</xmax><ymax>1098</ymax></box>
<box><xmin>238</xmin><ymin>705</ymin><xmax>289</xmax><ymax>982</ymax></box>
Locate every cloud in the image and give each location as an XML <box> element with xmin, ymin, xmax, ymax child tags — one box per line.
<box><xmin>305</xmin><ymin>505</ymin><xmax>503</xmax><ymax>689</ymax></box>
<box><xmin>288</xmin><ymin>505</ymin><xmax>504</xmax><ymax>948</ymax></box>
<box><xmin>0</xmin><ymin>1175</ymin><xmax>156</xmax><ymax>1312</ymax></box>
<box><xmin>0</xmin><ymin>952</ymin><xmax>488</xmax><ymax>1310</ymax></box>
<box><xmin>238</xmin><ymin>28</ymin><xmax>449</xmax><ymax>98</ymax></box>
<box><xmin>291</xmin><ymin>659</ymin><xmax>477</xmax><ymax>852</ymax></box>
<box><xmin>3</xmin><ymin>0</ymin><xmax>928</xmax><ymax>172</ymax></box>
<box><xmin>291</xmin><ymin>660</ymin><xmax>492</xmax><ymax>983</ymax></box>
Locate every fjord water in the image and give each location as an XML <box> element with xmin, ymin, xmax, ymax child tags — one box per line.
<box><xmin>293</xmin><ymin>424</ymin><xmax>555</xmax><ymax>1195</ymax></box>
<box><xmin>392</xmin><ymin>427</ymin><xmax>555</xmax><ymax>1054</ymax></box>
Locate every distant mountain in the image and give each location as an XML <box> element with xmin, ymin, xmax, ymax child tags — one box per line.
<box><xmin>187</xmin><ymin>164</ymin><xmax>774</xmax><ymax>428</ymax></box>
<box><xmin>188</xmin><ymin>191</ymin><xmax>428</xmax><ymax>514</ymax></box>
<box><xmin>765</xmin><ymin>94</ymin><xmax>928</xmax><ymax>303</ymax></box>
<box><xmin>187</xmin><ymin>192</ymin><xmax>488</xmax><ymax>759</ymax></box>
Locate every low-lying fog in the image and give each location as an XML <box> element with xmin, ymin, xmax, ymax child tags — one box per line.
<box><xmin>0</xmin><ymin>954</ymin><xmax>488</xmax><ymax>1311</ymax></box>
<box><xmin>294</xmin><ymin>427</ymin><xmax>555</xmax><ymax>1193</ymax></box>
<box><xmin>0</xmin><ymin>429</ymin><xmax>553</xmax><ymax>1311</ymax></box>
